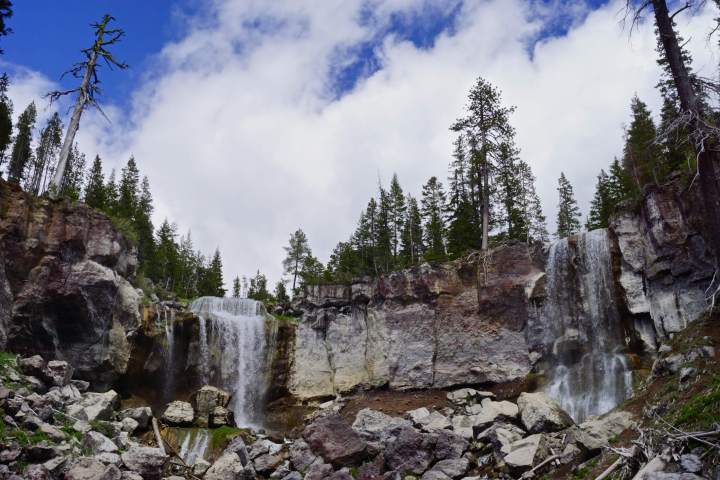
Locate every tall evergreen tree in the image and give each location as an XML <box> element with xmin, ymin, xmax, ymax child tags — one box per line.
<box><xmin>84</xmin><ymin>155</ymin><xmax>106</xmax><ymax>209</ymax></box>
<box><xmin>586</xmin><ymin>170</ymin><xmax>612</xmax><ymax>230</ymax></box>
<box><xmin>282</xmin><ymin>229</ymin><xmax>311</xmax><ymax>293</ymax></box>
<box><xmin>206</xmin><ymin>248</ymin><xmax>225</xmax><ymax>297</ymax></box>
<box><xmin>154</xmin><ymin>219</ymin><xmax>179</xmax><ymax>291</ymax></box>
<box><xmin>0</xmin><ymin>73</ymin><xmax>13</xmax><ymax>172</ymax></box>
<box><xmin>400</xmin><ymin>195</ymin><xmax>423</xmax><ymax>266</ymax></box>
<box><xmin>622</xmin><ymin>96</ymin><xmax>660</xmax><ymax>193</ymax></box>
<box><xmin>495</xmin><ymin>141</ymin><xmax>525</xmax><ymax>241</ymax></box>
<box><xmin>517</xmin><ymin>160</ymin><xmax>547</xmax><ymax>243</ymax></box>
<box><xmin>375</xmin><ymin>186</ymin><xmax>393</xmax><ymax>272</ymax></box>
<box><xmin>247</xmin><ymin>270</ymin><xmax>271</xmax><ymax>302</ymax></box>
<box><xmin>0</xmin><ymin>1</ymin><xmax>12</xmax><ymax>51</ymax></box>
<box><xmin>28</xmin><ymin>113</ymin><xmax>62</xmax><ymax>194</ymax></box>
<box><xmin>232</xmin><ymin>276</ymin><xmax>241</xmax><ymax>298</ymax></box>
<box><xmin>555</xmin><ymin>172</ymin><xmax>581</xmax><ymax>239</ymax></box>
<box><xmin>105</xmin><ymin>169</ymin><xmax>119</xmax><ymax>214</ymax></box>
<box><xmin>135</xmin><ymin>176</ymin><xmax>155</xmax><ymax>270</ymax></box>
<box><xmin>388</xmin><ymin>174</ymin><xmax>406</xmax><ymax>262</ymax></box>
<box><xmin>117</xmin><ymin>156</ymin><xmax>139</xmax><ymax>219</ymax></box>
<box><xmin>274</xmin><ymin>281</ymin><xmax>289</xmax><ymax>304</ymax></box>
<box><xmin>7</xmin><ymin>102</ymin><xmax>36</xmax><ymax>184</ymax></box>
<box><xmin>421</xmin><ymin>176</ymin><xmax>447</xmax><ymax>261</ymax></box>
<box><xmin>60</xmin><ymin>143</ymin><xmax>86</xmax><ymax>200</ymax></box>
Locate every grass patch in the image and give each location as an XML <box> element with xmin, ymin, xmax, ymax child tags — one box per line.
<box><xmin>12</xmin><ymin>429</ymin><xmax>49</xmax><ymax>446</ymax></box>
<box><xmin>273</xmin><ymin>314</ymin><xmax>299</xmax><ymax>325</ymax></box>
<box><xmin>90</xmin><ymin>420</ymin><xmax>117</xmax><ymax>438</ymax></box>
<box><xmin>0</xmin><ymin>351</ymin><xmax>17</xmax><ymax>370</ymax></box>
<box><xmin>670</xmin><ymin>376</ymin><xmax>720</xmax><ymax>429</ymax></box>
<box><xmin>573</xmin><ymin>457</ymin><xmax>598</xmax><ymax>479</ymax></box>
<box><xmin>209</xmin><ymin>426</ymin><xmax>254</xmax><ymax>452</ymax></box>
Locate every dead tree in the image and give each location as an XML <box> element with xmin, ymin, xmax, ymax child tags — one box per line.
<box><xmin>627</xmin><ymin>0</ymin><xmax>720</xmax><ymax>296</ymax></box>
<box><xmin>46</xmin><ymin>14</ymin><xmax>127</xmax><ymax>199</ymax></box>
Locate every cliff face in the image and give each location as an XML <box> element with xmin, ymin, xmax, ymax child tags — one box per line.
<box><xmin>289</xmin><ymin>244</ymin><xmax>545</xmax><ymax>399</ymax></box>
<box><xmin>611</xmin><ymin>183</ymin><xmax>715</xmax><ymax>343</ymax></box>
<box><xmin>0</xmin><ymin>180</ymin><xmax>141</xmax><ymax>388</ymax></box>
<box><xmin>288</xmin><ymin>181</ymin><xmax>716</xmax><ymax>401</ymax></box>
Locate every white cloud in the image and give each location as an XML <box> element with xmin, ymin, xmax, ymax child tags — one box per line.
<box><xmin>6</xmin><ymin>0</ymin><xmax>720</xmax><ymax>288</ymax></box>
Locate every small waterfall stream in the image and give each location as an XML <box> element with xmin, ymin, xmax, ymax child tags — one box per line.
<box><xmin>189</xmin><ymin>297</ymin><xmax>271</xmax><ymax>428</ymax></box>
<box><xmin>541</xmin><ymin>229</ymin><xmax>633</xmax><ymax>422</ymax></box>
<box><xmin>178</xmin><ymin>429</ymin><xmax>210</xmax><ymax>465</ymax></box>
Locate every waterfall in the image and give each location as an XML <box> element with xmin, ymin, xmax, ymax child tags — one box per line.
<box><xmin>178</xmin><ymin>429</ymin><xmax>210</xmax><ymax>465</ymax></box>
<box><xmin>189</xmin><ymin>297</ymin><xmax>269</xmax><ymax>427</ymax></box>
<box><xmin>159</xmin><ymin>307</ymin><xmax>176</xmax><ymax>402</ymax></box>
<box><xmin>541</xmin><ymin>229</ymin><xmax>633</xmax><ymax>422</ymax></box>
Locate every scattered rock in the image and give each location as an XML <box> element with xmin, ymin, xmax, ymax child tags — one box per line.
<box><xmin>191</xmin><ymin>385</ymin><xmax>231</xmax><ymax>424</ymax></box>
<box><xmin>44</xmin><ymin>360</ymin><xmax>74</xmax><ymax>386</ymax></box>
<box><xmin>160</xmin><ymin>400</ymin><xmax>194</xmax><ymax>426</ymax></box>
<box><xmin>517</xmin><ymin>392</ymin><xmax>574</xmax><ymax>433</ymax></box>
<box><xmin>119</xmin><ymin>407</ymin><xmax>152</xmax><ymax>430</ymax></box>
<box><xmin>303</xmin><ymin>414</ymin><xmax>368</xmax><ymax>467</ymax></box>
<box><xmin>502</xmin><ymin>434</ymin><xmax>547</xmax><ymax>472</ymax></box>
<box><xmin>120</xmin><ymin>446</ymin><xmax>168</xmax><ymax>480</ymax></box>
<box><xmin>85</xmin><ymin>431</ymin><xmax>119</xmax><ymax>453</ymax></box>
<box><xmin>352</xmin><ymin>408</ymin><xmax>412</xmax><ymax>440</ymax></box>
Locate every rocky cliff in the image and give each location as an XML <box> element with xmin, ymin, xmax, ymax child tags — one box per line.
<box><xmin>289</xmin><ymin>243</ymin><xmax>545</xmax><ymax>399</ymax></box>
<box><xmin>0</xmin><ymin>180</ymin><xmax>141</xmax><ymax>388</ymax></box>
<box><xmin>287</xmin><ymin>180</ymin><xmax>716</xmax><ymax>401</ymax></box>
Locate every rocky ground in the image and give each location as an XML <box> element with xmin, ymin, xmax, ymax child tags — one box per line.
<box><xmin>1</xmin><ymin>313</ymin><xmax>718</xmax><ymax>480</ymax></box>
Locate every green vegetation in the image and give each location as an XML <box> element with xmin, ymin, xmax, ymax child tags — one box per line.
<box><xmin>0</xmin><ymin>351</ymin><xmax>16</xmax><ymax>370</ymax></box>
<box><xmin>671</xmin><ymin>376</ymin><xmax>720</xmax><ymax>429</ymax></box>
<box><xmin>573</xmin><ymin>457</ymin><xmax>599</xmax><ymax>479</ymax></box>
<box><xmin>209</xmin><ymin>426</ymin><xmax>254</xmax><ymax>452</ymax></box>
<box><xmin>273</xmin><ymin>314</ymin><xmax>299</xmax><ymax>326</ymax></box>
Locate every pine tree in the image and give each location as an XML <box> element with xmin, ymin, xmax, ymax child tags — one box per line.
<box><xmin>516</xmin><ymin>160</ymin><xmax>547</xmax><ymax>243</ymax></box>
<box><xmin>232</xmin><ymin>276</ymin><xmax>241</xmax><ymax>298</ymax></box>
<box><xmin>177</xmin><ymin>230</ymin><xmax>198</xmax><ymax>298</ymax></box>
<box><xmin>421</xmin><ymin>176</ymin><xmax>447</xmax><ymax>261</ymax></box>
<box><xmin>0</xmin><ymin>1</ymin><xmax>12</xmax><ymax>51</ymax></box>
<box><xmin>400</xmin><ymin>195</ymin><xmax>424</xmax><ymax>265</ymax></box>
<box><xmin>84</xmin><ymin>155</ymin><xmax>106</xmax><ymax>209</ymax></box>
<box><xmin>154</xmin><ymin>219</ymin><xmax>179</xmax><ymax>292</ymax></box>
<box><xmin>555</xmin><ymin>172</ymin><xmax>581</xmax><ymax>239</ymax></box>
<box><xmin>495</xmin><ymin>141</ymin><xmax>525</xmax><ymax>241</ymax></box>
<box><xmin>7</xmin><ymin>102</ymin><xmax>36</xmax><ymax>184</ymax></box>
<box><xmin>207</xmin><ymin>249</ymin><xmax>225</xmax><ymax>297</ymax></box>
<box><xmin>274</xmin><ymin>281</ymin><xmax>289</xmax><ymax>304</ymax></box>
<box><xmin>586</xmin><ymin>170</ymin><xmax>612</xmax><ymax>230</ymax></box>
<box><xmin>375</xmin><ymin>186</ymin><xmax>393</xmax><ymax>272</ymax></box>
<box><xmin>105</xmin><ymin>169</ymin><xmax>119</xmax><ymax>214</ymax></box>
<box><xmin>388</xmin><ymin>174</ymin><xmax>406</xmax><ymax>262</ymax></box>
<box><xmin>135</xmin><ymin>176</ymin><xmax>155</xmax><ymax>270</ymax></box>
<box><xmin>607</xmin><ymin>157</ymin><xmax>632</xmax><ymax>207</ymax></box>
<box><xmin>248</xmin><ymin>270</ymin><xmax>271</xmax><ymax>302</ymax></box>
<box><xmin>0</xmin><ymin>73</ymin><xmax>13</xmax><ymax>172</ymax></box>
<box><xmin>28</xmin><ymin>113</ymin><xmax>62</xmax><ymax>195</ymax></box>
<box><xmin>282</xmin><ymin>229</ymin><xmax>311</xmax><ymax>292</ymax></box>
<box><xmin>60</xmin><ymin>143</ymin><xmax>86</xmax><ymax>200</ymax></box>
<box><xmin>117</xmin><ymin>156</ymin><xmax>139</xmax><ymax>219</ymax></box>
<box><xmin>622</xmin><ymin>96</ymin><xmax>660</xmax><ymax>193</ymax></box>
<box><xmin>327</xmin><ymin>241</ymin><xmax>360</xmax><ymax>281</ymax></box>
<box><xmin>300</xmin><ymin>255</ymin><xmax>325</xmax><ymax>287</ymax></box>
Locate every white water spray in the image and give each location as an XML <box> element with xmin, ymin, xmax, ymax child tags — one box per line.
<box><xmin>178</xmin><ymin>429</ymin><xmax>209</xmax><ymax>465</ymax></box>
<box><xmin>541</xmin><ymin>229</ymin><xmax>633</xmax><ymax>422</ymax></box>
<box><xmin>189</xmin><ymin>297</ymin><xmax>270</xmax><ymax>427</ymax></box>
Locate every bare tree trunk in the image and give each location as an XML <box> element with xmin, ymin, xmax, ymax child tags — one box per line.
<box><xmin>481</xmin><ymin>148</ymin><xmax>489</xmax><ymax>251</ymax></box>
<box><xmin>651</xmin><ymin>0</ymin><xmax>720</xmax><ymax>257</ymax></box>
<box><xmin>48</xmin><ymin>52</ymin><xmax>96</xmax><ymax>199</ymax></box>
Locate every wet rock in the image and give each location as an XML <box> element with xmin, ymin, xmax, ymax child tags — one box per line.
<box><xmin>161</xmin><ymin>400</ymin><xmax>194</xmax><ymax>426</ymax></box>
<box><xmin>192</xmin><ymin>459</ymin><xmax>211</xmax><ymax>477</ymax></box>
<box><xmin>303</xmin><ymin>414</ymin><xmax>368</xmax><ymax>467</ymax></box>
<box><xmin>191</xmin><ymin>386</ymin><xmax>231</xmax><ymax>424</ymax></box>
<box><xmin>210</xmin><ymin>405</ymin><xmax>234</xmax><ymax>427</ymax></box>
<box><xmin>517</xmin><ymin>392</ymin><xmax>574</xmax><ymax>433</ymax></box>
<box><xmin>120</xmin><ymin>446</ymin><xmax>168</xmax><ymax>480</ymax></box>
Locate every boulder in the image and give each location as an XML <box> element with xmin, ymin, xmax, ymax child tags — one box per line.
<box><xmin>517</xmin><ymin>392</ymin><xmax>573</xmax><ymax>433</ymax></box>
<box><xmin>571</xmin><ymin>411</ymin><xmax>635</xmax><ymax>453</ymax></box>
<box><xmin>191</xmin><ymin>386</ymin><xmax>231</xmax><ymax>424</ymax></box>
<box><xmin>501</xmin><ymin>434</ymin><xmax>547</xmax><ymax>472</ymax></box>
<box><xmin>120</xmin><ymin>417</ymin><xmax>139</xmax><ymax>434</ymax></box>
<box><xmin>120</xmin><ymin>447</ymin><xmax>168</xmax><ymax>480</ymax></box>
<box><xmin>450</xmin><ymin>415</ymin><xmax>475</xmax><ymax>440</ymax></box>
<box><xmin>18</xmin><ymin>356</ymin><xmax>45</xmax><ymax>377</ymax></box>
<box><xmin>64</xmin><ymin>457</ymin><xmax>122</xmax><ymax>480</ymax></box>
<box><xmin>447</xmin><ymin>388</ymin><xmax>494</xmax><ymax>405</ymax></box>
<box><xmin>431</xmin><ymin>429</ymin><xmax>469</xmax><ymax>460</ymax></box>
<box><xmin>205</xmin><ymin>452</ymin><xmax>255</xmax><ymax>480</ymax></box>
<box><xmin>383</xmin><ymin>426</ymin><xmax>435</xmax><ymax>474</ymax></box>
<box><xmin>253</xmin><ymin>452</ymin><xmax>285</xmax><ymax>475</ymax></box>
<box><xmin>67</xmin><ymin>390</ymin><xmax>119</xmax><ymax>422</ymax></box>
<box><xmin>210</xmin><ymin>405</ymin><xmax>234</xmax><ymax>427</ymax></box>
<box><xmin>471</xmin><ymin>399</ymin><xmax>519</xmax><ymax>429</ymax></box>
<box><xmin>476</xmin><ymin>423</ymin><xmax>525</xmax><ymax>453</ymax></box>
<box><xmin>426</xmin><ymin>458</ymin><xmax>469</xmax><ymax>478</ymax></box>
<box><xmin>161</xmin><ymin>400</ymin><xmax>194</xmax><ymax>426</ymax></box>
<box><xmin>303</xmin><ymin>414</ymin><xmax>368</xmax><ymax>467</ymax></box>
<box><xmin>44</xmin><ymin>360</ymin><xmax>73</xmax><ymax>386</ymax></box>
<box><xmin>118</xmin><ymin>407</ymin><xmax>152</xmax><ymax>430</ymax></box>
<box><xmin>288</xmin><ymin>439</ymin><xmax>316</xmax><ymax>471</ymax></box>
<box><xmin>352</xmin><ymin>408</ymin><xmax>412</xmax><ymax>440</ymax></box>
<box><xmin>85</xmin><ymin>431</ymin><xmax>119</xmax><ymax>454</ymax></box>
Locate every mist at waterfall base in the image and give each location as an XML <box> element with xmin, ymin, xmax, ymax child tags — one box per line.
<box><xmin>539</xmin><ymin>229</ymin><xmax>633</xmax><ymax>423</ymax></box>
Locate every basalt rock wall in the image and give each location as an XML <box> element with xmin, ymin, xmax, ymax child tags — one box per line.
<box><xmin>0</xmin><ymin>180</ymin><xmax>141</xmax><ymax>388</ymax></box>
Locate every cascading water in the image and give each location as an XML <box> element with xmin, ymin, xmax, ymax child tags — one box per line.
<box><xmin>189</xmin><ymin>297</ymin><xmax>271</xmax><ymax>427</ymax></box>
<box><xmin>541</xmin><ymin>229</ymin><xmax>633</xmax><ymax>422</ymax></box>
<box><xmin>178</xmin><ymin>429</ymin><xmax>210</xmax><ymax>465</ymax></box>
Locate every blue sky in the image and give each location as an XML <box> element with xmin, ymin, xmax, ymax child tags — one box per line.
<box><xmin>3</xmin><ymin>0</ymin><xmax>613</xmax><ymax>106</ymax></box>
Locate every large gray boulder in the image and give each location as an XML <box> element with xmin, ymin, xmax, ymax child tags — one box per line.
<box><xmin>64</xmin><ymin>457</ymin><xmax>121</xmax><ymax>480</ymax></box>
<box><xmin>571</xmin><ymin>410</ymin><xmax>635</xmax><ymax>453</ymax></box>
<box><xmin>205</xmin><ymin>452</ymin><xmax>255</xmax><ymax>480</ymax></box>
<box><xmin>352</xmin><ymin>408</ymin><xmax>412</xmax><ymax>440</ymax></box>
<box><xmin>161</xmin><ymin>400</ymin><xmax>194</xmax><ymax>426</ymax></box>
<box><xmin>517</xmin><ymin>392</ymin><xmax>574</xmax><ymax>433</ymax></box>
<box><xmin>501</xmin><ymin>434</ymin><xmax>547</xmax><ymax>472</ymax></box>
<box><xmin>383</xmin><ymin>426</ymin><xmax>435</xmax><ymax>475</ymax></box>
<box><xmin>191</xmin><ymin>386</ymin><xmax>231</xmax><ymax>425</ymax></box>
<box><xmin>120</xmin><ymin>447</ymin><xmax>168</xmax><ymax>480</ymax></box>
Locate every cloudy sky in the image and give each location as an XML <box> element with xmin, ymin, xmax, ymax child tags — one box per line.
<box><xmin>2</xmin><ymin>0</ymin><xmax>719</xmax><ymax>287</ymax></box>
